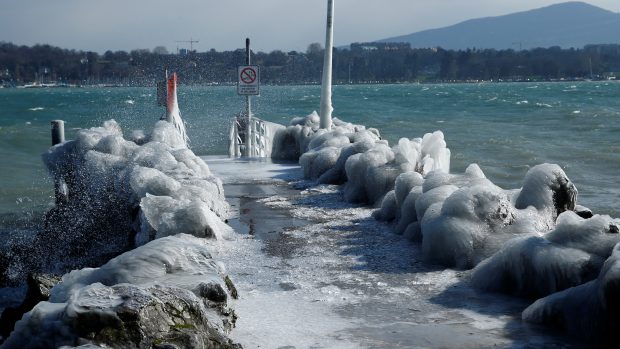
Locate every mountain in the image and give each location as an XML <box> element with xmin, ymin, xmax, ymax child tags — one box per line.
<box><xmin>377</xmin><ymin>2</ymin><xmax>620</xmax><ymax>50</ymax></box>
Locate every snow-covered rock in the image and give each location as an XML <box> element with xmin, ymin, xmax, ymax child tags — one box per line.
<box><xmin>35</xmin><ymin>120</ymin><xmax>230</xmax><ymax>274</ymax></box>
<box><xmin>472</xmin><ymin>212</ymin><xmax>620</xmax><ymax>297</ymax></box>
<box><xmin>522</xmin><ymin>242</ymin><xmax>620</xmax><ymax>344</ymax></box>
<box><xmin>1</xmin><ymin>235</ymin><xmax>238</xmax><ymax>349</ymax></box>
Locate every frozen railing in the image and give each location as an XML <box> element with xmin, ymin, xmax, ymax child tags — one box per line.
<box><xmin>228</xmin><ymin>116</ymin><xmax>283</xmax><ymax>158</ymax></box>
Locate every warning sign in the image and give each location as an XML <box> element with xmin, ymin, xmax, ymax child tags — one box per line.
<box><xmin>237</xmin><ymin>65</ymin><xmax>260</xmax><ymax>95</ymax></box>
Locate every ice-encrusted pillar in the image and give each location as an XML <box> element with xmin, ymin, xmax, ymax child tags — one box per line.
<box><xmin>319</xmin><ymin>0</ymin><xmax>334</xmax><ymax>130</ymax></box>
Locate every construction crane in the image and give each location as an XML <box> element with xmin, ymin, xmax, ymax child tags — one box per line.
<box><xmin>175</xmin><ymin>38</ymin><xmax>199</xmax><ymax>52</ymax></box>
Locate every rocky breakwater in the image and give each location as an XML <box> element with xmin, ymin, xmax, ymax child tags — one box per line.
<box><xmin>282</xmin><ymin>112</ymin><xmax>620</xmax><ymax>345</ymax></box>
<box><xmin>1</xmin><ymin>120</ymin><xmax>239</xmax><ymax>348</ymax></box>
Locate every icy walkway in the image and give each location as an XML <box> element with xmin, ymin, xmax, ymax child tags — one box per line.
<box><xmin>204</xmin><ymin>156</ymin><xmax>584</xmax><ymax>349</ymax></box>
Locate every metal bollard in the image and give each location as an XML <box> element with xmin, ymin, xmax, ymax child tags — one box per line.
<box><xmin>51</xmin><ymin>120</ymin><xmax>65</xmax><ymax>146</ymax></box>
<box><xmin>51</xmin><ymin>120</ymin><xmax>68</xmax><ymax>204</ymax></box>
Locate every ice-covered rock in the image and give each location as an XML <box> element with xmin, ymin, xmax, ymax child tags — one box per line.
<box><xmin>31</xmin><ymin>119</ymin><xmax>230</xmax><ymax>276</ymax></box>
<box><xmin>370</xmin><ymin>160</ymin><xmax>587</xmax><ymax>271</ymax></box>
<box><xmin>472</xmin><ymin>212</ymin><xmax>620</xmax><ymax>297</ymax></box>
<box><xmin>0</xmin><ymin>117</ymin><xmax>241</xmax><ymax>348</ymax></box>
<box><xmin>273</xmin><ymin>112</ymin><xmax>379</xmax><ymax>167</ymax></box>
<box><xmin>343</xmin><ymin>142</ymin><xmax>394</xmax><ymax>204</ymax></box>
<box><xmin>271</xmin><ymin>111</ymin><xmax>323</xmax><ymax>161</ymax></box>
<box><xmin>274</xmin><ymin>113</ymin><xmax>450</xmax><ymax>207</ymax></box>
<box><xmin>317</xmin><ymin>134</ymin><xmax>377</xmax><ymax>185</ymax></box>
<box><xmin>395</xmin><ymin>186</ymin><xmax>424</xmax><ymax>236</ymax></box>
<box><xmin>373</xmin><ymin>190</ymin><xmax>398</xmax><ymax>221</ymax></box>
<box><xmin>515</xmin><ymin>163</ymin><xmax>577</xmax><ymax>227</ymax></box>
<box><xmin>522</xmin><ymin>242</ymin><xmax>620</xmax><ymax>344</ymax></box>
<box><xmin>0</xmin><ymin>273</ymin><xmax>61</xmax><ymax>339</ymax></box>
<box><xmin>1</xmin><ymin>235</ymin><xmax>238</xmax><ymax>349</ymax></box>
<box><xmin>421</xmin><ymin>183</ymin><xmax>515</xmax><ymax>268</ymax></box>
<box><xmin>339</xmin><ymin>130</ymin><xmax>449</xmax><ymax>206</ymax></box>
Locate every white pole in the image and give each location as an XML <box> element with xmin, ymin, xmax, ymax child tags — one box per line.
<box><xmin>319</xmin><ymin>0</ymin><xmax>334</xmax><ymax>130</ymax></box>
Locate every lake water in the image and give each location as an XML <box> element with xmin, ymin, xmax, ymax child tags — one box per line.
<box><xmin>1</xmin><ymin>82</ymin><xmax>619</xmax><ymax>231</ymax></box>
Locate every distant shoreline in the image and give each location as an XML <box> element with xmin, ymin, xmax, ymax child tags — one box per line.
<box><xmin>2</xmin><ymin>78</ymin><xmax>617</xmax><ymax>90</ymax></box>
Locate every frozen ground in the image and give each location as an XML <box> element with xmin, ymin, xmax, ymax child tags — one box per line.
<box><xmin>205</xmin><ymin>156</ymin><xmax>584</xmax><ymax>349</ymax></box>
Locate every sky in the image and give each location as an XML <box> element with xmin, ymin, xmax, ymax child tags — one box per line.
<box><xmin>1</xmin><ymin>0</ymin><xmax>619</xmax><ymax>53</ymax></box>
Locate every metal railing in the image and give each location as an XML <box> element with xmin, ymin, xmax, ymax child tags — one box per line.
<box><xmin>229</xmin><ymin>116</ymin><xmax>269</xmax><ymax>158</ymax></box>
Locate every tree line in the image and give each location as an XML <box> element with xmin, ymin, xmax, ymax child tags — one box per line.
<box><xmin>1</xmin><ymin>41</ymin><xmax>619</xmax><ymax>86</ymax></box>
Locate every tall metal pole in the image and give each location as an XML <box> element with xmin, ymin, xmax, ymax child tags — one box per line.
<box><xmin>319</xmin><ymin>0</ymin><xmax>334</xmax><ymax>130</ymax></box>
<box><xmin>245</xmin><ymin>38</ymin><xmax>252</xmax><ymax>157</ymax></box>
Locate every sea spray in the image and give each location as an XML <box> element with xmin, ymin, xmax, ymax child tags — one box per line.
<box><xmin>1</xmin><ymin>118</ymin><xmax>238</xmax><ymax>347</ymax></box>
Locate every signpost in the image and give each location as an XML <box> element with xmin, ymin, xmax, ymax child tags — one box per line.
<box><xmin>237</xmin><ymin>65</ymin><xmax>260</xmax><ymax>96</ymax></box>
<box><xmin>237</xmin><ymin>38</ymin><xmax>259</xmax><ymax>157</ymax></box>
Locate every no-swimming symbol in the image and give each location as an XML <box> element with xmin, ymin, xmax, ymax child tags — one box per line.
<box><xmin>240</xmin><ymin>67</ymin><xmax>257</xmax><ymax>84</ymax></box>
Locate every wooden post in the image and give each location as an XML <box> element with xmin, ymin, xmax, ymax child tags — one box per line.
<box><xmin>51</xmin><ymin>120</ymin><xmax>65</xmax><ymax>146</ymax></box>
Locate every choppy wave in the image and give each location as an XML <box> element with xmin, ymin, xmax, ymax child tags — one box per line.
<box><xmin>1</xmin><ymin>82</ymin><xmax>619</xmax><ymax>220</ymax></box>
<box><xmin>535</xmin><ymin>102</ymin><xmax>553</xmax><ymax>108</ymax></box>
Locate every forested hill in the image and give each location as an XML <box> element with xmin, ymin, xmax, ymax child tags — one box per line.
<box><xmin>378</xmin><ymin>2</ymin><xmax>620</xmax><ymax>50</ymax></box>
<box><xmin>1</xmin><ymin>41</ymin><xmax>620</xmax><ymax>86</ymax></box>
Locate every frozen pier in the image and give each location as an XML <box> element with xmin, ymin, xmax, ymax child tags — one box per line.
<box><xmin>205</xmin><ymin>156</ymin><xmax>583</xmax><ymax>349</ymax></box>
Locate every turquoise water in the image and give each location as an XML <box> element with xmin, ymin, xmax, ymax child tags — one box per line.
<box><xmin>1</xmin><ymin>82</ymin><xmax>619</xmax><ymax>222</ymax></box>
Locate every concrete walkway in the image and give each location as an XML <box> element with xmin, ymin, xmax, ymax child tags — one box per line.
<box><xmin>205</xmin><ymin>156</ymin><xmax>583</xmax><ymax>349</ymax></box>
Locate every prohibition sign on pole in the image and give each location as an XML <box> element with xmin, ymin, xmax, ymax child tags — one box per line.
<box><xmin>240</xmin><ymin>67</ymin><xmax>256</xmax><ymax>83</ymax></box>
<box><xmin>237</xmin><ymin>65</ymin><xmax>260</xmax><ymax>95</ymax></box>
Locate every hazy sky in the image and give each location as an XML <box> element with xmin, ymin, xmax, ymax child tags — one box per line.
<box><xmin>1</xmin><ymin>0</ymin><xmax>619</xmax><ymax>53</ymax></box>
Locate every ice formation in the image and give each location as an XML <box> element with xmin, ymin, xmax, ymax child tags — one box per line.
<box><xmin>274</xmin><ymin>112</ymin><xmax>450</xmax><ymax>206</ymax></box>
<box><xmin>274</xmin><ymin>114</ymin><xmax>586</xmax><ymax>269</ymax></box>
<box><xmin>1</xmin><ymin>119</ymin><xmax>237</xmax><ymax>347</ymax></box>
<box><xmin>162</xmin><ymin>72</ymin><xmax>189</xmax><ymax>148</ymax></box>
<box><xmin>37</xmin><ymin>119</ymin><xmax>229</xmax><ymax>272</ymax></box>
<box><xmin>522</xmin><ymin>242</ymin><xmax>620</xmax><ymax>343</ymax></box>
<box><xmin>372</xmin><ymin>163</ymin><xmax>580</xmax><ymax>268</ymax></box>
<box><xmin>334</xmin><ymin>124</ymin><xmax>618</xmax><ymax>340</ymax></box>
<box><xmin>2</xmin><ymin>235</ymin><xmax>238</xmax><ymax>349</ymax></box>
<box><xmin>270</xmin><ymin>113</ymin><xmax>620</xmax><ymax>341</ymax></box>
<box><xmin>472</xmin><ymin>212</ymin><xmax>620</xmax><ymax>297</ymax></box>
